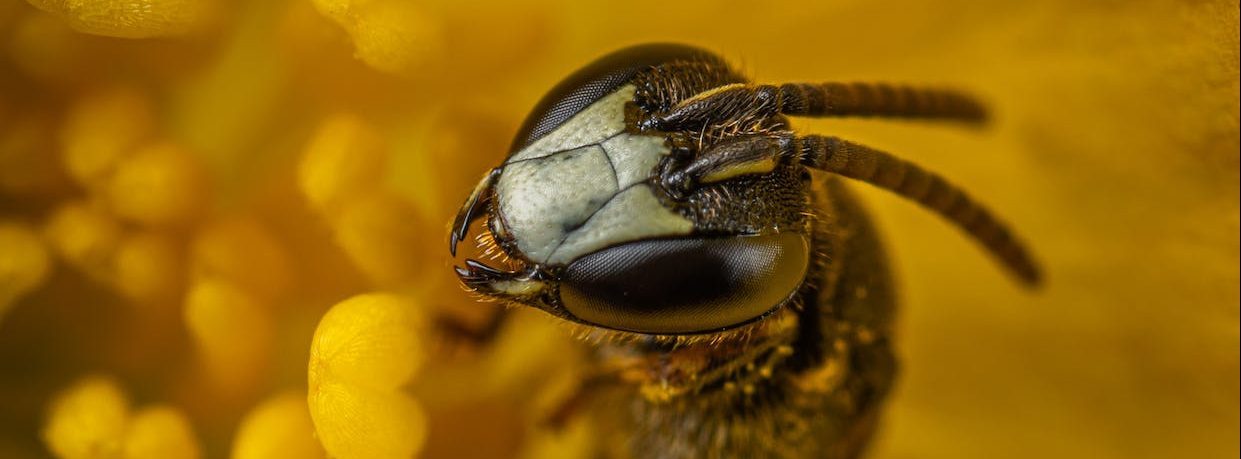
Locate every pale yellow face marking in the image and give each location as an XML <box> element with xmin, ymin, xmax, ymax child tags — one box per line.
<box><xmin>508</xmin><ymin>86</ymin><xmax>635</xmax><ymax>162</ymax></box>
<box><xmin>490</xmin><ymin>279</ymin><xmax>545</xmax><ymax>297</ymax></box>
<box><xmin>546</xmin><ymin>185</ymin><xmax>692</xmax><ymax>265</ymax></box>
<box><xmin>496</xmin><ymin>145</ymin><xmax>617</xmax><ymax>262</ymax></box>
<box><xmin>699</xmin><ymin>157</ymin><xmax>779</xmax><ymax>184</ymax></box>
<box><xmin>674</xmin><ymin>82</ymin><xmax>746</xmax><ymax>106</ymax></box>
<box><xmin>496</xmin><ymin>84</ymin><xmax>689</xmax><ymax>265</ymax></box>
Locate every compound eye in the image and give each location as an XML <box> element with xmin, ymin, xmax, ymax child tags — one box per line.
<box><xmin>559</xmin><ymin>233</ymin><xmax>809</xmax><ymax>334</ymax></box>
<box><xmin>510</xmin><ymin>44</ymin><xmax>714</xmax><ymax>150</ymax></box>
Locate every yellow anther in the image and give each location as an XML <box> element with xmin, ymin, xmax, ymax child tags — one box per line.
<box><xmin>309</xmin><ymin>0</ymin><xmax>442</xmax><ymax>75</ymax></box>
<box><xmin>24</xmin><ymin>0</ymin><xmax>210</xmax><ymax>38</ymax></box>
<box><xmin>308</xmin><ymin>293</ymin><xmax>428</xmax><ymax>459</ymax></box>
<box><xmin>309</xmin><ymin>381</ymin><xmax>426</xmax><ymax>459</ymax></box>
<box><xmin>309</xmin><ymin>293</ymin><xmax>426</xmax><ymax>389</ymax></box>
<box><xmin>232</xmin><ymin>392</ymin><xmax>326</xmax><ymax>459</ymax></box>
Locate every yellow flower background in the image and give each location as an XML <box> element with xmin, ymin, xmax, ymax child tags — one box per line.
<box><xmin>0</xmin><ymin>0</ymin><xmax>1237</xmax><ymax>458</ymax></box>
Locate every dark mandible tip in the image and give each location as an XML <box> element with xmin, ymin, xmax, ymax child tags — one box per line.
<box><xmin>449</xmin><ymin>168</ymin><xmax>503</xmax><ymax>257</ymax></box>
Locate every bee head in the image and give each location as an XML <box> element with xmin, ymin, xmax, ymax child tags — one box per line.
<box><xmin>449</xmin><ymin>44</ymin><xmax>814</xmax><ymax>336</ymax></box>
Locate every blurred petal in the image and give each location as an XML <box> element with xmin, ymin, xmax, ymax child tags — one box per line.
<box><xmin>43</xmin><ymin>200</ymin><xmax>121</xmax><ymax>279</ymax></box>
<box><xmin>107</xmin><ymin>142</ymin><xmax>209</xmax><ymax>227</ymax></box>
<box><xmin>0</xmin><ymin>110</ymin><xmax>69</xmax><ymax>197</ymax></box>
<box><xmin>122</xmin><ymin>406</ymin><xmax>202</xmax><ymax>459</ymax></box>
<box><xmin>230</xmin><ymin>392</ymin><xmax>322</xmax><ymax>459</ymax></box>
<box><xmin>0</xmin><ymin>221</ymin><xmax>52</xmax><ymax>319</ymax></box>
<box><xmin>331</xmin><ymin>192</ymin><xmax>430</xmax><ymax>288</ymax></box>
<box><xmin>60</xmin><ymin>88</ymin><xmax>156</xmax><ymax>189</ymax></box>
<box><xmin>298</xmin><ymin>114</ymin><xmax>388</xmax><ymax>219</ymax></box>
<box><xmin>113</xmin><ymin>232</ymin><xmax>183</xmax><ymax>306</ymax></box>
<box><xmin>184</xmin><ymin>279</ymin><xmax>273</xmax><ymax>394</ymax></box>
<box><xmin>189</xmin><ymin>217</ymin><xmax>291</xmax><ymax>301</ymax></box>
<box><xmin>231</xmin><ymin>392</ymin><xmax>326</xmax><ymax>459</ymax></box>
<box><xmin>41</xmin><ymin>375</ymin><xmax>130</xmax><ymax>459</ymax></box>
<box><xmin>6</xmin><ymin>10</ymin><xmax>88</xmax><ymax>84</ymax></box>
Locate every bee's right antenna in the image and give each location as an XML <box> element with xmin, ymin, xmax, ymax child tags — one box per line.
<box><xmin>647</xmin><ymin>83</ymin><xmax>988</xmax><ymax>129</ymax></box>
<box><xmin>769</xmin><ymin>82</ymin><xmax>987</xmax><ymax>123</ymax></box>
<box><xmin>786</xmin><ymin>134</ymin><xmax>1042</xmax><ymax>287</ymax></box>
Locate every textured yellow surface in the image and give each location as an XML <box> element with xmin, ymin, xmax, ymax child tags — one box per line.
<box><xmin>24</xmin><ymin>0</ymin><xmax>209</xmax><ymax>38</ymax></box>
<box><xmin>308</xmin><ymin>294</ymin><xmax>428</xmax><ymax>459</ymax></box>
<box><xmin>0</xmin><ymin>0</ymin><xmax>1236</xmax><ymax>458</ymax></box>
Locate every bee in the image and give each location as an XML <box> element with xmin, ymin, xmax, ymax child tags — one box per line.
<box><xmin>448</xmin><ymin>44</ymin><xmax>1040</xmax><ymax>459</ymax></box>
